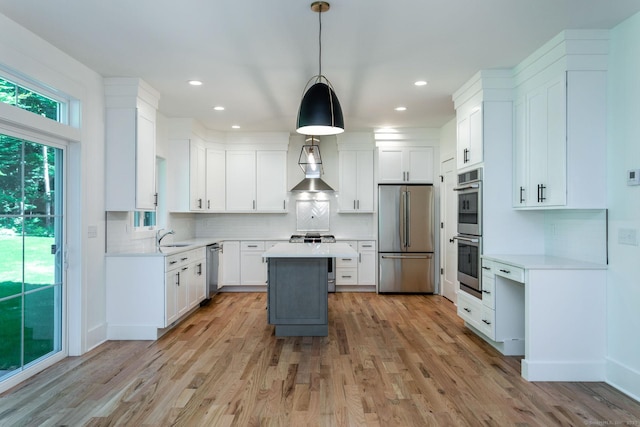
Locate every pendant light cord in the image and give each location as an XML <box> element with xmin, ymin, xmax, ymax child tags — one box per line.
<box><xmin>318</xmin><ymin>3</ymin><xmax>322</xmax><ymax>77</ymax></box>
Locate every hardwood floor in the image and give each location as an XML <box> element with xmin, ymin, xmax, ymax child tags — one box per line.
<box><xmin>1</xmin><ymin>293</ymin><xmax>639</xmax><ymax>426</ymax></box>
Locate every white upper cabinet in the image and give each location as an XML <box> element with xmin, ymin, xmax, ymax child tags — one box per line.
<box><xmin>189</xmin><ymin>139</ymin><xmax>207</xmax><ymax>210</ymax></box>
<box><xmin>256</xmin><ymin>151</ymin><xmax>288</xmax><ymax>211</ymax></box>
<box><xmin>225</xmin><ymin>149</ymin><xmax>287</xmax><ymax>212</ymax></box>
<box><xmin>205</xmin><ymin>148</ymin><xmax>226</xmax><ymax>211</ymax></box>
<box><xmin>105</xmin><ymin>78</ymin><xmax>160</xmax><ymax>211</ymax></box>
<box><xmin>456</xmin><ymin>103</ymin><xmax>483</xmax><ymax>170</ymax></box>
<box><xmin>512</xmin><ymin>32</ymin><xmax>607</xmax><ymax>209</ymax></box>
<box><xmin>338</xmin><ymin>150</ymin><xmax>374</xmax><ymax>212</ymax></box>
<box><xmin>378</xmin><ymin>147</ymin><xmax>434</xmax><ymax>183</ymax></box>
<box><xmin>226</xmin><ymin>151</ymin><xmax>257</xmax><ymax>211</ymax></box>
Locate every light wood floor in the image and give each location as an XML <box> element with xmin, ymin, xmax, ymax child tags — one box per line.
<box><xmin>1</xmin><ymin>293</ymin><xmax>639</xmax><ymax>426</ymax></box>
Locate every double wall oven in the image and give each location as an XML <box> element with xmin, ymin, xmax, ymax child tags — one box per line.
<box><xmin>453</xmin><ymin>168</ymin><xmax>482</xmax><ymax>298</ymax></box>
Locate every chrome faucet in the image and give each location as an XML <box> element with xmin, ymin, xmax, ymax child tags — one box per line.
<box><xmin>156</xmin><ymin>228</ymin><xmax>175</xmax><ymax>247</ymax></box>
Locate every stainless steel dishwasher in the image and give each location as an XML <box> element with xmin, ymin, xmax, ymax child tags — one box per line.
<box><xmin>206</xmin><ymin>243</ymin><xmax>221</xmax><ymax>298</ymax></box>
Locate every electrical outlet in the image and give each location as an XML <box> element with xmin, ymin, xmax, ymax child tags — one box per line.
<box><xmin>618</xmin><ymin>228</ymin><xmax>638</xmax><ymax>246</ymax></box>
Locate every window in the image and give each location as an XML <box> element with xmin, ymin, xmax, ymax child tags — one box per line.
<box><xmin>133</xmin><ymin>211</ymin><xmax>156</xmax><ymax>229</ymax></box>
<box><xmin>0</xmin><ymin>76</ymin><xmax>63</xmax><ymax>122</ymax></box>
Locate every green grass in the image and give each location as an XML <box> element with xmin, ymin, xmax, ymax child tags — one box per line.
<box><xmin>0</xmin><ymin>236</ymin><xmax>59</xmax><ymax>374</ymax></box>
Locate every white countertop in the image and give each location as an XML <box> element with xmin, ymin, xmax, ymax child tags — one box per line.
<box><xmin>263</xmin><ymin>242</ymin><xmax>358</xmax><ymax>258</ymax></box>
<box><xmin>482</xmin><ymin>254</ymin><xmax>608</xmax><ymax>270</ymax></box>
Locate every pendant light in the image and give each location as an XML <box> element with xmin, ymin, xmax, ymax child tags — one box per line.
<box><xmin>291</xmin><ymin>136</ymin><xmax>334</xmax><ymax>192</ymax></box>
<box><xmin>296</xmin><ymin>1</ymin><xmax>344</xmax><ymax>136</ymax></box>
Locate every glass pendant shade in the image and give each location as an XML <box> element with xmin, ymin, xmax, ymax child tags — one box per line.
<box><xmin>296</xmin><ymin>81</ymin><xmax>344</xmax><ymax>135</ymax></box>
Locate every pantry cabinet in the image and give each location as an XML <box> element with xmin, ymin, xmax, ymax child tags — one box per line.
<box><xmin>338</xmin><ymin>150</ymin><xmax>374</xmax><ymax>212</ymax></box>
<box><xmin>105</xmin><ymin>78</ymin><xmax>160</xmax><ymax>211</ymax></box>
<box><xmin>377</xmin><ymin>147</ymin><xmax>434</xmax><ymax>183</ymax></box>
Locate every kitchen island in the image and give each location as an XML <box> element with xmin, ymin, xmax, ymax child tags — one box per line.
<box><xmin>263</xmin><ymin>242</ymin><xmax>357</xmax><ymax>336</ymax></box>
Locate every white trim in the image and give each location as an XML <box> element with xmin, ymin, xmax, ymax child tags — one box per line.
<box><xmin>606</xmin><ymin>357</ymin><xmax>640</xmax><ymax>402</ymax></box>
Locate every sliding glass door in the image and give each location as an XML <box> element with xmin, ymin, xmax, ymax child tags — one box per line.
<box><xmin>0</xmin><ymin>134</ymin><xmax>63</xmax><ymax>381</ymax></box>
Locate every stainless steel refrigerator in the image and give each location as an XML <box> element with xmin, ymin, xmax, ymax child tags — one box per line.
<box><xmin>378</xmin><ymin>184</ymin><xmax>435</xmax><ymax>293</ymax></box>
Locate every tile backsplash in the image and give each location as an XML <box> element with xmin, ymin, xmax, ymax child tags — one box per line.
<box><xmin>544</xmin><ymin>209</ymin><xmax>608</xmax><ymax>264</ymax></box>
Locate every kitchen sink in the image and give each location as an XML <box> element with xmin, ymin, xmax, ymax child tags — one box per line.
<box><xmin>161</xmin><ymin>243</ymin><xmax>191</xmax><ymax>248</ymax></box>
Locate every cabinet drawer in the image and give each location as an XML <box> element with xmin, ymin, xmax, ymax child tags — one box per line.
<box><xmin>481</xmin><ymin>276</ymin><xmax>495</xmax><ymax>309</ymax></box>
<box><xmin>457</xmin><ymin>291</ymin><xmax>482</xmax><ymax>328</ymax></box>
<box><xmin>494</xmin><ymin>262</ymin><xmax>524</xmax><ymax>283</ymax></box>
<box><xmin>336</xmin><ymin>256</ymin><xmax>357</xmax><ymax>267</ymax></box>
<box><xmin>480</xmin><ymin>306</ymin><xmax>496</xmax><ymax>340</ymax></box>
<box><xmin>166</xmin><ymin>252</ymin><xmax>191</xmax><ymax>271</ymax></box>
<box><xmin>336</xmin><ymin>268</ymin><xmax>358</xmax><ymax>285</ymax></box>
<box><xmin>481</xmin><ymin>259</ymin><xmax>495</xmax><ymax>277</ymax></box>
<box><xmin>357</xmin><ymin>241</ymin><xmax>376</xmax><ymax>251</ymax></box>
<box><xmin>241</xmin><ymin>241</ymin><xmax>265</xmax><ymax>251</ymax></box>
<box><xmin>340</xmin><ymin>240</ymin><xmax>358</xmax><ymax>250</ymax></box>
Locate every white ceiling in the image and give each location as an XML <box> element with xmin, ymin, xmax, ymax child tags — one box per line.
<box><xmin>1</xmin><ymin>0</ymin><xmax>640</xmax><ymax>134</ymax></box>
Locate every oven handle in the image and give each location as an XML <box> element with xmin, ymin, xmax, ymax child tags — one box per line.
<box><xmin>453</xmin><ymin>183</ymin><xmax>480</xmax><ymax>191</ymax></box>
<box><xmin>381</xmin><ymin>255</ymin><xmax>432</xmax><ymax>260</ymax></box>
<box><xmin>453</xmin><ymin>236</ymin><xmax>480</xmax><ymax>244</ymax></box>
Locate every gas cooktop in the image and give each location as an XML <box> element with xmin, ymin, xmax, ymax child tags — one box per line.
<box><xmin>289</xmin><ymin>233</ymin><xmax>336</xmax><ymax>243</ymax></box>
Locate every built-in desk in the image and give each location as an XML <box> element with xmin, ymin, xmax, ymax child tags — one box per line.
<box><xmin>263</xmin><ymin>243</ymin><xmax>357</xmax><ymax>337</ymax></box>
<box><xmin>461</xmin><ymin>255</ymin><xmax>607</xmax><ymax>382</ymax></box>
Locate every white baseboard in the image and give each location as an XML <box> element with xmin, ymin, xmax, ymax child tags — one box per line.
<box><xmin>86</xmin><ymin>322</ymin><xmax>107</xmax><ymax>352</ymax></box>
<box><xmin>606</xmin><ymin>357</ymin><xmax>640</xmax><ymax>402</ymax></box>
<box><xmin>521</xmin><ymin>360</ymin><xmax>606</xmax><ymax>381</ymax></box>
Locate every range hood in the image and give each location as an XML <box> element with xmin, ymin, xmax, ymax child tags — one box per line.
<box><xmin>291</xmin><ymin>176</ymin><xmax>334</xmax><ymax>192</ymax></box>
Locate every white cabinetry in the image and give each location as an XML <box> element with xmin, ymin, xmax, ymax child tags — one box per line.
<box><xmin>336</xmin><ymin>240</ymin><xmax>376</xmax><ymax>289</ymax></box>
<box><xmin>456</xmin><ymin>103</ymin><xmax>483</xmax><ymax>170</ymax></box>
<box><xmin>226</xmin><ymin>150</ymin><xmax>287</xmax><ymax>212</ymax></box>
<box><xmin>338</xmin><ymin>150</ymin><xmax>374</xmax><ymax>212</ymax></box>
<box><xmin>205</xmin><ymin>148</ymin><xmax>226</xmax><ymax>211</ymax></box>
<box><xmin>512</xmin><ymin>36</ymin><xmax>607</xmax><ymax>209</ymax></box>
<box><xmin>105</xmin><ymin>78</ymin><xmax>160</xmax><ymax>211</ymax></box>
<box><xmin>240</xmin><ymin>241</ymin><xmax>267</xmax><ymax>286</ymax></box>
<box><xmin>378</xmin><ymin>147</ymin><xmax>434</xmax><ymax>183</ymax></box>
<box><xmin>357</xmin><ymin>241</ymin><xmax>376</xmax><ymax>286</ymax></box>
<box><xmin>220</xmin><ymin>241</ymin><xmax>240</xmax><ymax>286</ymax></box>
<box><xmin>106</xmin><ymin>247</ymin><xmax>206</xmax><ymax>340</ymax></box>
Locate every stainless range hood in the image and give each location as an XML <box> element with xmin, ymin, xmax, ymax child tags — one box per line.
<box><xmin>291</xmin><ymin>177</ymin><xmax>334</xmax><ymax>192</ymax></box>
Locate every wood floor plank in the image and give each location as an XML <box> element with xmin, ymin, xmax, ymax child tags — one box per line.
<box><xmin>1</xmin><ymin>292</ymin><xmax>640</xmax><ymax>426</ymax></box>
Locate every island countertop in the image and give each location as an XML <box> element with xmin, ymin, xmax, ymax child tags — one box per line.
<box><xmin>263</xmin><ymin>242</ymin><xmax>358</xmax><ymax>258</ymax></box>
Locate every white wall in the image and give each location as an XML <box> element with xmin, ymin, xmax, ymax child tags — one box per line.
<box><xmin>606</xmin><ymin>12</ymin><xmax>640</xmax><ymax>400</ymax></box>
<box><xmin>0</xmin><ymin>13</ymin><xmax>107</xmax><ymax>355</ymax></box>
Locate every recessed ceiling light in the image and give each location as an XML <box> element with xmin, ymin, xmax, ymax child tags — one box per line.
<box><xmin>414</xmin><ymin>80</ymin><xmax>427</xmax><ymax>86</ymax></box>
<box><xmin>213</xmin><ymin>106</ymin><xmax>225</xmax><ymax>111</ymax></box>
<box><xmin>231</xmin><ymin>125</ymin><xmax>240</xmax><ymax>129</ymax></box>
<box><xmin>395</xmin><ymin>106</ymin><xmax>407</xmax><ymax>111</ymax></box>
<box><xmin>188</xmin><ymin>80</ymin><xmax>203</xmax><ymax>86</ymax></box>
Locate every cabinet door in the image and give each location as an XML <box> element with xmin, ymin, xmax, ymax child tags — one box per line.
<box><xmin>256</xmin><ymin>151</ymin><xmax>287</xmax><ymax>211</ymax></box>
<box><xmin>226</xmin><ymin>151</ymin><xmax>256</xmax><ymax>211</ymax></box>
<box><xmin>456</xmin><ymin>116</ymin><xmax>470</xmax><ymax>170</ymax></box>
<box><xmin>136</xmin><ymin>106</ymin><xmax>157</xmax><ymax>210</ymax></box>
<box><xmin>406</xmin><ymin>147</ymin><xmax>434</xmax><ymax>183</ymax></box>
<box><xmin>240</xmin><ymin>251</ymin><xmax>267</xmax><ymax>286</ymax></box>
<box><xmin>358</xmin><ymin>250</ymin><xmax>376</xmax><ymax>285</ymax></box>
<box><xmin>338</xmin><ymin>150</ymin><xmax>358</xmax><ymax>212</ymax></box>
<box><xmin>190</xmin><ymin>141</ymin><xmax>206</xmax><ymax>210</ymax></box>
<box><xmin>378</xmin><ymin>148</ymin><xmax>404</xmax><ymax>183</ymax></box>
<box><xmin>206</xmin><ymin>149</ymin><xmax>225</xmax><ymax>211</ymax></box>
<box><xmin>356</xmin><ymin>151</ymin><xmax>374</xmax><ymax>211</ymax></box>
<box><xmin>513</xmin><ymin>98</ymin><xmax>528</xmax><ymax>207</ymax></box>
<box><xmin>526</xmin><ymin>75</ymin><xmax>566</xmax><ymax>207</ymax></box>
<box><xmin>468</xmin><ymin>106</ymin><xmax>483</xmax><ymax>166</ymax></box>
<box><xmin>220</xmin><ymin>241</ymin><xmax>241</xmax><ymax>286</ymax></box>
<box><xmin>165</xmin><ymin>270</ymin><xmax>178</xmax><ymax>326</ymax></box>
<box><xmin>177</xmin><ymin>266</ymin><xmax>190</xmax><ymax>318</ymax></box>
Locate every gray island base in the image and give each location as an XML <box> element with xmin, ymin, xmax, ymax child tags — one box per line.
<box><xmin>263</xmin><ymin>242</ymin><xmax>358</xmax><ymax>337</ymax></box>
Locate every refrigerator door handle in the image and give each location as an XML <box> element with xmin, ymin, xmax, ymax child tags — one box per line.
<box><xmin>381</xmin><ymin>255</ymin><xmax>432</xmax><ymax>260</ymax></box>
<box><xmin>401</xmin><ymin>190</ymin><xmax>407</xmax><ymax>248</ymax></box>
<box><xmin>406</xmin><ymin>190</ymin><xmax>411</xmax><ymax>248</ymax></box>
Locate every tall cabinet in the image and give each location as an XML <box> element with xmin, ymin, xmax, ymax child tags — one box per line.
<box><xmin>337</xmin><ymin>133</ymin><xmax>374</xmax><ymax>213</ymax></box>
<box><xmin>512</xmin><ymin>34</ymin><xmax>607</xmax><ymax>210</ymax></box>
<box><xmin>105</xmin><ymin>78</ymin><xmax>160</xmax><ymax>211</ymax></box>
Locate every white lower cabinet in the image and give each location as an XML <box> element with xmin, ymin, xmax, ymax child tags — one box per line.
<box><xmin>240</xmin><ymin>241</ymin><xmax>267</xmax><ymax>286</ymax></box>
<box><xmin>336</xmin><ymin>241</ymin><xmax>358</xmax><ymax>286</ymax></box>
<box><xmin>457</xmin><ymin>291</ymin><xmax>483</xmax><ymax>330</ymax></box>
<box><xmin>335</xmin><ymin>240</ymin><xmax>376</xmax><ymax>288</ymax></box>
<box><xmin>220</xmin><ymin>241</ymin><xmax>240</xmax><ymax>286</ymax></box>
<box><xmin>106</xmin><ymin>247</ymin><xmax>206</xmax><ymax>340</ymax></box>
